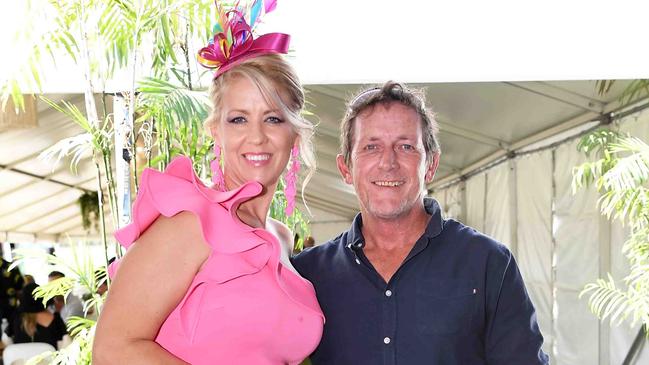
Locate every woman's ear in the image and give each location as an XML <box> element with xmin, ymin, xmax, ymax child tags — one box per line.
<box><xmin>208</xmin><ymin>118</ymin><xmax>220</xmax><ymax>142</ymax></box>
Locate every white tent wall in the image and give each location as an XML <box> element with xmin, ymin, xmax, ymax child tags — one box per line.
<box><xmin>553</xmin><ymin>139</ymin><xmax>601</xmax><ymax>364</ymax></box>
<box><xmin>515</xmin><ymin>151</ymin><xmax>554</xmax><ymax>361</ymax></box>
<box><xmin>431</xmin><ymin>107</ymin><xmax>649</xmax><ymax>364</ymax></box>
<box><xmin>465</xmin><ymin>173</ymin><xmax>486</xmax><ymax>232</ymax></box>
<box><xmin>435</xmin><ymin>181</ymin><xmax>463</xmax><ymax>221</ymax></box>
<box><xmin>485</xmin><ymin>163</ymin><xmax>515</xmax><ymax>250</ymax></box>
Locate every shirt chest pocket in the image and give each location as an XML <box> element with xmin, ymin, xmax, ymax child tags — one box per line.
<box><xmin>415</xmin><ymin>278</ymin><xmax>479</xmax><ymax>335</ymax></box>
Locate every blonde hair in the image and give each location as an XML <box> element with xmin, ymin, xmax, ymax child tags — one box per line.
<box><xmin>205</xmin><ymin>54</ymin><xmax>316</xmax><ymax>204</ymax></box>
<box><xmin>21</xmin><ymin>313</ymin><xmax>37</xmax><ymax>338</ymax></box>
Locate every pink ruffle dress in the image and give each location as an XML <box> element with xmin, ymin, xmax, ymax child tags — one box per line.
<box><xmin>109</xmin><ymin>156</ymin><xmax>324</xmax><ymax>365</ymax></box>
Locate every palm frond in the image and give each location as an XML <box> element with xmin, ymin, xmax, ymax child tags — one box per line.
<box><xmin>603</xmin><ymin>137</ymin><xmax>649</xmax><ymax>190</ymax></box>
<box><xmin>24</xmin><ymin>351</ymin><xmax>55</xmax><ymax>365</ymax></box>
<box><xmin>618</xmin><ymin>80</ymin><xmax>649</xmax><ymax>106</ymax></box>
<box><xmin>51</xmin><ymin>323</ymin><xmax>96</xmax><ymax>365</ymax></box>
<box><xmin>40</xmin><ymin>96</ymin><xmax>114</xmax><ymax>156</ymax></box>
<box><xmin>33</xmin><ymin>277</ymin><xmax>76</xmax><ymax>305</ymax></box>
<box><xmin>581</xmin><ymin>274</ymin><xmax>635</xmax><ymax>326</ymax></box>
<box><xmin>576</xmin><ymin>128</ymin><xmax>649</xmax><ymax>335</ymax></box>
<box><xmin>66</xmin><ymin>316</ymin><xmax>96</xmax><ymax>337</ymax></box>
<box><xmin>138</xmin><ymin>77</ymin><xmax>210</xmax><ymax>120</ymax></box>
<box><xmin>38</xmin><ymin>133</ymin><xmax>93</xmax><ymax>174</ymax></box>
<box><xmin>595</xmin><ymin>80</ymin><xmax>616</xmax><ymax>97</ymax></box>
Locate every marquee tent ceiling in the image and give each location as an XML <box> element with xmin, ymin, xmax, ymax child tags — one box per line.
<box><xmin>0</xmin><ymin>79</ymin><xmax>641</xmax><ymax>240</ymax></box>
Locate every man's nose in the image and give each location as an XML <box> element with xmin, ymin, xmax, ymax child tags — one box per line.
<box><xmin>378</xmin><ymin>148</ymin><xmax>398</xmax><ymax>170</ymax></box>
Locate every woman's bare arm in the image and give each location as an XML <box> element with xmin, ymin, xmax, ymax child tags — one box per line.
<box><xmin>93</xmin><ymin>212</ymin><xmax>211</xmax><ymax>365</ymax></box>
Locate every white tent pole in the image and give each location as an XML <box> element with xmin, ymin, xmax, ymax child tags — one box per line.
<box><xmin>459</xmin><ymin>180</ymin><xmax>467</xmax><ymax>223</ymax></box>
<box><xmin>483</xmin><ymin>173</ymin><xmax>488</xmax><ymax>231</ymax></box>
<box><xmin>598</xmin><ymin>124</ymin><xmax>613</xmax><ymax>365</ymax></box>
<box><xmin>113</xmin><ymin>95</ymin><xmax>132</xmax><ymax>228</ymax></box>
<box><xmin>550</xmin><ymin>148</ymin><xmax>558</xmax><ymax>363</ymax></box>
<box><xmin>598</xmin><ymin>213</ymin><xmax>612</xmax><ymax>365</ymax></box>
<box><xmin>508</xmin><ymin>159</ymin><xmax>519</xmax><ymax>257</ymax></box>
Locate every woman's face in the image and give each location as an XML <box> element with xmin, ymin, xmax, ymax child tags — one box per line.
<box><xmin>212</xmin><ymin>75</ymin><xmax>298</xmax><ymax>190</ymax></box>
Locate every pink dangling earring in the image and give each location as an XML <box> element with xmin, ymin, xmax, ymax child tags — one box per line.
<box><xmin>211</xmin><ymin>144</ymin><xmax>226</xmax><ymax>191</ymax></box>
<box><xmin>284</xmin><ymin>145</ymin><xmax>301</xmax><ymax>216</ymax></box>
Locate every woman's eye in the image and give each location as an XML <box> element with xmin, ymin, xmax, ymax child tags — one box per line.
<box><xmin>228</xmin><ymin>116</ymin><xmax>246</xmax><ymax>124</ymax></box>
<box><xmin>364</xmin><ymin>144</ymin><xmax>377</xmax><ymax>151</ymax></box>
<box><xmin>266</xmin><ymin>116</ymin><xmax>283</xmax><ymax>124</ymax></box>
<box><xmin>401</xmin><ymin>144</ymin><xmax>414</xmax><ymax>150</ymax></box>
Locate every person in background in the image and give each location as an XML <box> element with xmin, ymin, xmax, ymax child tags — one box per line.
<box><xmin>9</xmin><ymin>282</ymin><xmax>67</xmax><ymax>349</ymax></box>
<box><xmin>47</xmin><ymin>271</ymin><xmax>84</xmax><ymax>322</ymax></box>
<box><xmin>23</xmin><ymin>275</ymin><xmax>35</xmax><ymax>287</ymax></box>
<box><xmin>303</xmin><ymin>236</ymin><xmax>315</xmax><ymax>249</ymax></box>
<box><xmin>292</xmin><ymin>81</ymin><xmax>548</xmax><ymax>365</ymax></box>
<box><xmin>46</xmin><ymin>271</ymin><xmax>66</xmax><ymax>314</ymax></box>
<box><xmin>0</xmin><ymin>248</ymin><xmax>24</xmax><ymax>330</ymax></box>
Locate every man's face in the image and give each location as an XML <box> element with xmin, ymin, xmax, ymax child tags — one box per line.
<box><xmin>337</xmin><ymin>102</ymin><xmax>439</xmax><ymax>220</ymax></box>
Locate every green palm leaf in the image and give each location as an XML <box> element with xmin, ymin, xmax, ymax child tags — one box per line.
<box><xmin>574</xmin><ymin>127</ymin><xmax>649</xmax><ymax>334</ymax></box>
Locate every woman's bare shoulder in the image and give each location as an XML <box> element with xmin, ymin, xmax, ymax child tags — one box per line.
<box><xmin>139</xmin><ymin>211</ymin><xmax>208</xmax><ymax>250</ymax></box>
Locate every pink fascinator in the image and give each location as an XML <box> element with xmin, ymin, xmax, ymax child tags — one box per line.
<box><xmin>197</xmin><ymin>0</ymin><xmax>290</xmax><ymax>78</ymax></box>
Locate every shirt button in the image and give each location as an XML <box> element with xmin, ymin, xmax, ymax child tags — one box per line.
<box><xmin>383</xmin><ymin>337</ymin><xmax>391</xmax><ymax>344</ymax></box>
<box><xmin>385</xmin><ymin>290</ymin><xmax>392</xmax><ymax>297</ymax></box>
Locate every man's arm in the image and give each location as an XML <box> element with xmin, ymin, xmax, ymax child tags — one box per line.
<box><xmin>485</xmin><ymin>248</ymin><xmax>549</xmax><ymax>365</ymax></box>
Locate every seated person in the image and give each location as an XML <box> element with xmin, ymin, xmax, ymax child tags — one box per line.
<box><xmin>9</xmin><ymin>283</ymin><xmax>67</xmax><ymax>348</ymax></box>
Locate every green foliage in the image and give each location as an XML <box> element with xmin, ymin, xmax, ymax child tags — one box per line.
<box><xmin>38</xmin><ymin>95</ymin><xmax>118</xmax><ymax>230</ymax></box>
<box><xmin>270</xmin><ymin>179</ymin><xmax>311</xmax><ymax>252</ymax></box>
<box><xmin>77</xmin><ymin>192</ymin><xmax>100</xmax><ymax>232</ymax></box>
<box><xmin>136</xmin><ymin>76</ymin><xmax>212</xmax><ymax>174</ymax></box>
<box><xmin>573</xmin><ymin>128</ymin><xmax>649</xmax><ymax>335</ymax></box>
<box><xmin>595</xmin><ymin>80</ymin><xmax>649</xmax><ymax>105</ymax></box>
<box><xmin>42</xmin><ymin>319</ymin><xmax>96</xmax><ymax>365</ymax></box>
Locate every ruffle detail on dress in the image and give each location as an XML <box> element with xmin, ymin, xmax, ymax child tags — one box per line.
<box><xmin>113</xmin><ymin>156</ymin><xmax>264</xmax><ymax>252</ymax></box>
<box><xmin>108</xmin><ymin>155</ymin><xmax>324</xmax><ymax>324</ymax></box>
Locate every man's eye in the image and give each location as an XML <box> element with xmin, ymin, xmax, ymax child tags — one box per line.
<box><xmin>364</xmin><ymin>144</ymin><xmax>377</xmax><ymax>150</ymax></box>
<box><xmin>266</xmin><ymin>116</ymin><xmax>283</xmax><ymax>124</ymax></box>
<box><xmin>228</xmin><ymin>116</ymin><xmax>246</xmax><ymax>124</ymax></box>
<box><xmin>401</xmin><ymin>144</ymin><xmax>414</xmax><ymax>150</ymax></box>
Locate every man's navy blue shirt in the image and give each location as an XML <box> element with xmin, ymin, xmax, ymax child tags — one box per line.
<box><xmin>292</xmin><ymin>198</ymin><xmax>549</xmax><ymax>365</ymax></box>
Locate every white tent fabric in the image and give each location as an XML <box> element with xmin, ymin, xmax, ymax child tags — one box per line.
<box><xmin>553</xmin><ymin>138</ymin><xmax>600</xmax><ymax>364</ymax></box>
<box><xmin>432</xmin><ymin>108</ymin><xmax>649</xmax><ymax>364</ymax></box>
<box><xmin>465</xmin><ymin>173</ymin><xmax>486</xmax><ymax>232</ymax></box>
<box><xmin>515</xmin><ymin>151</ymin><xmax>554</xmax><ymax>360</ymax></box>
<box><xmin>437</xmin><ymin>181</ymin><xmax>463</xmax><ymax>220</ymax></box>
<box><xmin>485</xmin><ymin>163</ymin><xmax>514</xmax><ymax>249</ymax></box>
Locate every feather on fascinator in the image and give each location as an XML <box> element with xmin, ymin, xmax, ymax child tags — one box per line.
<box><xmin>197</xmin><ymin>0</ymin><xmax>289</xmax><ymax>78</ymax></box>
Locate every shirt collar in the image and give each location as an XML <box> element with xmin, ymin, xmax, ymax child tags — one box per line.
<box><xmin>345</xmin><ymin>197</ymin><xmax>444</xmax><ymax>249</ymax></box>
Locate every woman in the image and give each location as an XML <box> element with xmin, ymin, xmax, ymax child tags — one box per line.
<box><xmin>10</xmin><ymin>283</ymin><xmax>67</xmax><ymax>348</ymax></box>
<box><xmin>93</xmin><ymin>3</ymin><xmax>324</xmax><ymax>364</ymax></box>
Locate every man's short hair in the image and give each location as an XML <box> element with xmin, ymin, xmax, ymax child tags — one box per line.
<box><xmin>340</xmin><ymin>81</ymin><xmax>440</xmax><ymax>167</ymax></box>
<box><xmin>48</xmin><ymin>270</ymin><xmax>65</xmax><ymax>279</ymax></box>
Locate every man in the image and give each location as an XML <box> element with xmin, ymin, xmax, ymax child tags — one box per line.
<box><xmin>48</xmin><ymin>270</ymin><xmax>84</xmax><ymax>321</ymax></box>
<box><xmin>292</xmin><ymin>81</ymin><xmax>548</xmax><ymax>364</ymax></box>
